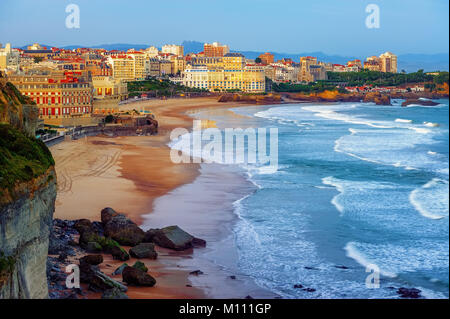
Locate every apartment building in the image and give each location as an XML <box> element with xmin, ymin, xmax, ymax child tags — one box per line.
<box><xmin>203</xmin><ymin>42</ymin><xmax>230</xmax><ymax>57</ymax></box>
<box><xmin>8</xmin><ymin>71</ymin><xmax>93</xmax><ymax>121</ymax></box>
<box><xmin>258</xmin><ymin>52</ymin><xmax>274</xmax><ymax>65</ymax></box>
<box><xmin>379</xmin><ymin>52</ymin><xmax>397</xmax><ymax>73</ymax></box>
<box><xmin>107</xmin><ymin>51</ymin><xmax>147</xmax><ymax>81</ymax></box>
<box><xmin>161</xmin><ymin>44</ymin><xmax>184</xmax><ymax>57</ymax></box>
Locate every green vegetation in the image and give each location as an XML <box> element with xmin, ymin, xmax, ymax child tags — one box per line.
<box><xmin>104</xmin><ymin>114</ymin><xmax>115</xmax><ymax>123</ymax></box>
<box><xmin>271</xmin><ymin>79</ymin><xmax>347</xmax><ymax>94</ymax></box>
<box><xmin>127</xmin><ymin>77</ymin><xmax>208</xmax><ymax>97</ymax></box>
<box><xmin>325</xmin><ymin>69</ymin><xmax>449</xmax><ymax>87</ymax></box>
<box><xmin>33</xmin><ymin>57</ymin><xmax>44</xmax><ymax>63</ymax></box>
<box><xmin>0</xmin><ymin>251</ymin><xmax>15</xmax><ymax>286</ymax></box>
<box><xmin>0</xmin><ymin>123</ymin><xmax>54</xmax><ymax>192</ymax></box>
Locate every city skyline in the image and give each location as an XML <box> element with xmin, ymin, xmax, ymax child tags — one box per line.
<box><xmin>0</xmin><ymin>0</ymin><xmax>448</xmax><ymax>56</ymax></box>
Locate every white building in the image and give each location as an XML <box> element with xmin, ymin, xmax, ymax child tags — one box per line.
<box><xmin>161</xmin><ymin>44</ymin><xmax>184</xmax><ymax>57</ymax></box>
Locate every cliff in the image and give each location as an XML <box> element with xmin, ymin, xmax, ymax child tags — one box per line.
<box><xmin>218</xmin><ymin>93</ymin><xmax>282</xmax><ymax>104</ymax></box>
<box><xmin>0</xmin><ymin>80</ymin><xmax>57</xmax><ymax>299</ymax></box>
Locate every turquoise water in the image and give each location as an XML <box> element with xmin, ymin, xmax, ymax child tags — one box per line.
<box><xmin>174</xmin><ymin>99</ymin><xmax>449</xmax><ymax>299</ymax></box>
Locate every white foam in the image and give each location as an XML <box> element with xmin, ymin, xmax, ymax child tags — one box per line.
<box><xmin>344</xmin><ymin>242</ymin><xmax>397</xmax><ymax>278</ymax></box>
<box><xmin>409</xmin><ymin>127</ymin><xmax>432</xmax><ymax>134</ymax></box>
<box><xmin>424</xmin><ymin>122</ymin><xmax>440</xmax><ymax>127</ymax></box>
<box><xmin>322</xmin><ymin>176</ymin><xmax>345</xmax><ymax>214</ymax></box>
<box><xmin>409</xmin><ymin>178</ymin><xmax>449</xmax><ymax>220</ymax></box>
<box><xmin>395</xmin><ymin>118</ymin><xmax>412</xmax><ymax>123</ymax></box>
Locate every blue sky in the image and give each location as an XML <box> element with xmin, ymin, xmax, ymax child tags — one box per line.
<box><xmin>0</xmin><ymin>0</ymin><xmax>448</xmax><ymax>56</ymax></box>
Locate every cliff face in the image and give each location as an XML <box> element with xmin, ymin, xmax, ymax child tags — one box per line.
<box><xmin>0</xmin><ymin>169</ymin><xmax>56</xmax><ymax>298</ymax></box>
<box><xmin>0</xmin><ymin>80</ymin><xmax>56</xmax><ymax>299</ymax></box>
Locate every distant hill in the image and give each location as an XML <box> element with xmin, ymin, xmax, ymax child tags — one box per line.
<box><xmin>17</xmin><ymin>41</ymin><xmax>449</xmax><ymax>72</ymax></box>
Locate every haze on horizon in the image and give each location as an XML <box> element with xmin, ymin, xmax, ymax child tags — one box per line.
<box><xmin>0</xmin><ymin>0</ymin><xmax>448</xmax><ymax>56</ymax></box>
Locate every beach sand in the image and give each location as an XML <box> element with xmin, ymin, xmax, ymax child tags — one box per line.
<box><xmin>50</xmin><ymin>97</ymin><xmax>276</xmax><ymax>298</ymax></box>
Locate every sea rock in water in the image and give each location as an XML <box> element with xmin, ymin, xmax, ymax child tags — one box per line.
<box><xmin>129</xmin><ymin>243</ymin><xmax>157</xmax><ymax>259</ymax></box>
<box><xmin>132</xmin><ymin>261</ymin><xmax>148</xmax><ymax>273</ymax></box>
<box><xmin>397</xmin><ymin>287</ymin><xmax>422</xmax><ymax>298</ymax></box>
<box><xmin>151</xmin><ymin>226</ymin><xmax>205</xmax><ymax>251</ymax></box>
<box><xmin>103</xmin><ymin>213</ymin><xmax>145</xmax><ymax>246</ymax></box>
<box><xmin>102</xmin><ymin>287</ymin><xmax>129</xmax><ymax>299</ymax></box>
<box><xmin>401</xmin><ymin>99</ymin><xmax>439</xmax><ymax>107</ymax></box>
<box><xmin>122</xmin><ymin>266</ymin><xmax>156</xmax><ymax>287</ymax></box>
<box><xmin>111</xmin><ymin>245</ymin><xmax>130</xmax><ymax>261</ymax></box>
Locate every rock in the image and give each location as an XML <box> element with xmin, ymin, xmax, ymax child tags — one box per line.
<box><xmin>89</xmin><ymin>270</ymin><xmax>128</xmax><ymax>292</ymax></box>
<box><xmin>74</xmin><ymin>219</ymin><xmax>94</xmax><ymax>234</ymax></box>
<box><xmin>397</xmin><ymin>287</ymin><xmax>422</xmax><ymax>298</ymax></box>
<box><xmin>244</xmin><ymin>295</ymin><xmax>253</xmax><ymax>299</ymax></box>
<box><xmin>229</xmin><ymin>275</ymin><xmax>236</xmax><ymax>280</ymax></box>
<box><xmin>122</xmin><ymin>266</ymin><xmax>156</xmax><ymax>287</ymax></box>
<box><xmin>293</xmin><ymin>284</ymin><xmax>303</xmax><ymax>289</ymax></box>
<box><xmin>129</xmin><ymin>243</ymin><xmax>157</xmax><ymax>259</ymax></box>
<box><xmin>112</xmin><ymin>263</ymin><xmax>129</xmax><ymax>276</ymax></box>
<box><xmin>335</xmin><ymin>265</ymin><xmax>349</xmax><ymax>269</ymax></box>
<box><xmin>104</xmin><ymin>214</ymin><xmax>145</xmax><ymax>246</ymax></box>
<box><xmin>101</xmin><ymin>207</ymin><xmax>121</xmax><ymax>224</ymax></box>
<box><xmin>111</xmin><ymin>245</ymin><xmax>130</xmax><ymax>261</ymax></box>
<box><xmin>79</xmin><ymin>259</ymin><xmax>127</xmax><ymax>292</ymax></box>
<box><xmin>192</xmin><ymin>237</ymin><xmax>207</xmax><ymax>247</ymax></box>
<box><xmin>132</xmin><ymin>261</ymin><xmax>148</xmax><ymax>273</ymax></box>
<box><xmin>304</xmin><ymin>288</ymin><xmax>316</xmax><ymax>292</ymax></box>
<box><xmin>80</xmin><ymin>254</ymin><xmax>103</xmax><ymax>266</ymax></box>
<box><xmin>143</xmin><ymin>228</ymin><xmax>159</xmax><ymax>243</ymax></box>
<box><xmin>102</xmin><ymin>287</ymin><xmax>129</xmax><ymax>299</ymax></box>
<box><xmin>86</xmin><ymin>241</ymin><xmax>102</xmax><ymax>253</ymax></box>
<box><xmin>151</xmin><ymin>225</ymin><xmax>202</xmax><ymax>251</ymax></box>
<box><xmin>189</xmin><ymin>270</ymin><xmax>204</xmax><ymax>276</ymax></box>
<box><xmin>401</xmin><ymin>99</ymin><xmax>439</xmax><ymax>107</ymax></box>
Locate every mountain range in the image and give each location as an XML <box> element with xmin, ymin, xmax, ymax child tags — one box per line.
<box><xmin>18</xmin><ymin>41</ymin><xmax>449</xmax><ymax>73</ymax></box>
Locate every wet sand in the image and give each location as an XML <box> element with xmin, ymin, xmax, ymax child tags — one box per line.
<box><xmin>50</xmin><ymin>97</ymin><xmax>275</xmax><ymax>298</ymax></box>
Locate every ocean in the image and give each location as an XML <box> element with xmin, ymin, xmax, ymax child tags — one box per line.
<box><xmin>170</xmin><ymin>99</ymin><xmax>449</xmax><ymax>299</ymax></box>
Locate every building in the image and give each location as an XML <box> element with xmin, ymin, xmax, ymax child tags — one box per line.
<box><xmin>258</xmin><ymin>52</ymin><xmax>274</xmax><ymax>65</ymax></box>
<box><xmin>8</xmin><ymin>71</ymin><xmax>93</xmax><ymax>122</ymax></box>
<box><xmin>92</xmin><ymin>76</ymin><xmax>128</xmax><ymax>101</ymax></box>
<box><xmin>379</xmin><ymin>52</ymin><xmax>397</xmax><ymax>73</ymax></box>
<box><xmin>161</xmin><ymin>44</ymin><xmax>184</xmax><ymax>57</ymax></box>
<box><xmin>203</xmin><ymin>42</ymin><xmax>230</xmax><ymax>57</ymax></box>
<box><xmin>223</xmin><ymin>53</ymin><xmax>245</xmax><ymax>70</ymax></box>
<box><xmin>144</xmin><ymin>46</ymin><xmax>159</xmax><ymax>58</ymax></box>
<box><xmin>107</xmin><ymin>52</ymin><xmax>147</xmax><ymax>81</ymax></box>
<box><xmin>183</xmin><ymin>64</ymin><xmax>265</xmax><ymax>93</ymax></box>
<box><xmin>364</xmin><ymin>56</ymin><xmax>382</xmax><ymax>71</ymax></box>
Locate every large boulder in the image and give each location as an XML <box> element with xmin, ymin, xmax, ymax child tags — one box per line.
<box><xmin>111</xmin><ymin>245</ymin><xmax>130</xmax><ymax>261</ymax></box>
<box><xmin>101</xmin><ymin>207</ymin><xmax>121</xmax><ymax>224</ymax></box>
<box><xmin>151</xmin><ymin>226</ymin><xmax>206</xmax><ymax>251</ymax></box>
<box><xmin>80</xmin><ymin>254</ymin><xmax>103</xmax><ymax>266</ymax></box>
<box><xmin>129</xmin><ymin>243</ymin><xmax>157</xmax><ymax>259</ymax></box>
<box><xmin>103</xmin><ymin>213</ymin><xmax>145</xmax><ymax>246</ymax></box>
<box><xmin>132</xmin><ymin>261</ymin><xmax>148</xmax><ymax>273</ymax></box>
<box><xmin>122</xmin><ymin>266</ymin><xmax>156</xmax><ymax>287</ymax></box>
<box><xmin>112</xmin><ymin>263</ymin><xmax>129</xmax><ymax>276</ymax></box>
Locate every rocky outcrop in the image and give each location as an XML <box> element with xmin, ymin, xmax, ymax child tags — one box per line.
<box><xmin>103</xmin><ymin>212</ymin><xmax>145</xmax><ymax>246</ymax></box>
<box><xmin>401</xmin><ymin>99</ymin><xmax>439</xmax><ymax>107</ymax></box>
<box><xmin>218</xmin><ymin>93</ymin><xmax>282</xmax><ymax>105</ymax></box>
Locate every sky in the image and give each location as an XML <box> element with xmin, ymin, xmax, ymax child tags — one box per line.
<box><xmin>0</xmin><ymin>0</ymin><xmax>448</xmax><ymax>56</ymax></box>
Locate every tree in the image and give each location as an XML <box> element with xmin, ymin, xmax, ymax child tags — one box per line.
<box><xmin>255</xmin><ymin>57</ymin><xmax>262</xmax><ymax>64</ymax></box>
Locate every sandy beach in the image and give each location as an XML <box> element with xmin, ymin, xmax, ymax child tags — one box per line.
<box><xmin>50</xmin><ymin>96</ymin><xmax>276</xmax><ymax>298</ymax></box>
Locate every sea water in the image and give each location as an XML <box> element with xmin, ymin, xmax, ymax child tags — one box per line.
<box><xmin>174</xmin><ymin>99</ymin><xmax>449</xmax><ymax>299</ymax></box>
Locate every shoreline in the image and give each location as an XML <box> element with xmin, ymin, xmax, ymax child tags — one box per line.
<box><xmin>50</xmin><ymin>96</ymin><xmax>275</xmax><ymax>298</ymax></box>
